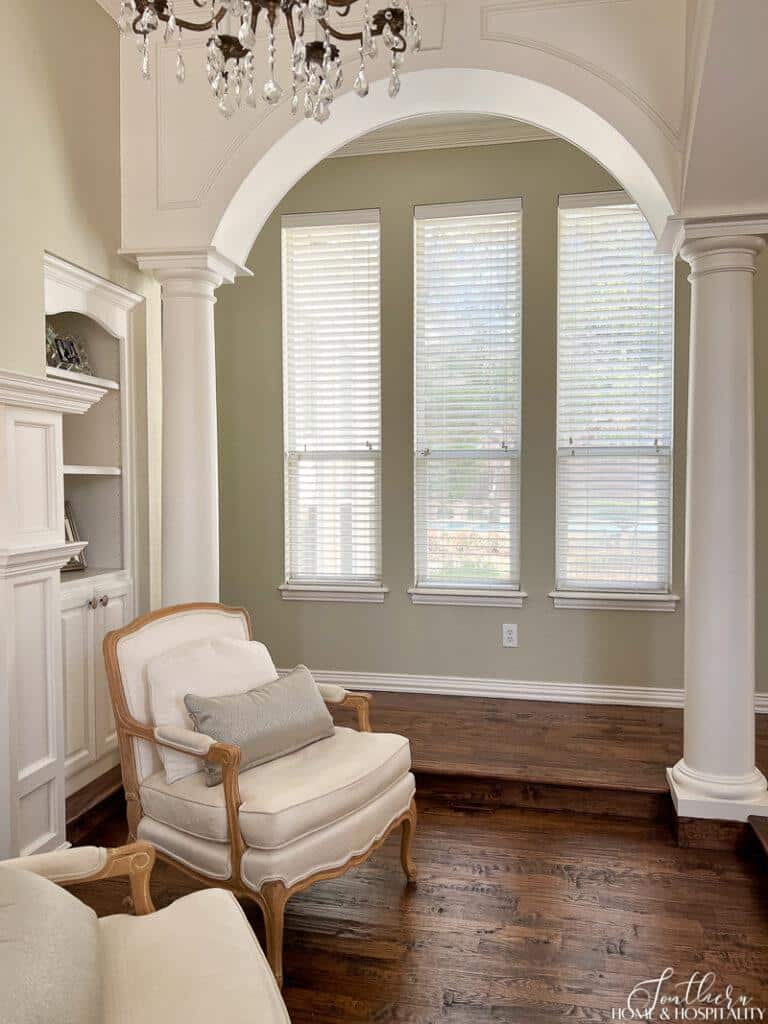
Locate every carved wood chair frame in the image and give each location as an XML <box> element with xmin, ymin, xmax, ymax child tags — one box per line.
<box><xmin>103</xmin><ymin>602</ymin><xmax>418</xmax><ymax>986</ymax></box>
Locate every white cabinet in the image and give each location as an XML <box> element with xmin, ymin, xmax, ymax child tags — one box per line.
<box><xmin>62</xmin><ymin>575</ymin><xmax>133</xmax><ymax>797</ymax></box>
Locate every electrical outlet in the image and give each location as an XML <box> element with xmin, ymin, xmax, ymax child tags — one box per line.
<box><xmin>502</xmin><ymin>623</ymin><xmax>518</xmax><ymax>648</ymax></box>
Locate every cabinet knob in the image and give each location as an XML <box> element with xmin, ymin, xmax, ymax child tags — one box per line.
<box><xmin>99</xmin><ymin>595</ymin><xmax>110</xmax><ymax>607</ymax></box>
<box><xmin>88</xmin><ymin>598</ymin><xmax>98</xmax><ymax>610</ymax></box>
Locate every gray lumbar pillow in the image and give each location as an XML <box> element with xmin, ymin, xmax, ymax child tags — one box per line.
<box><xmin>184</xmin><ymin>664</ymin><xmax>335</xmax><ymax>786</ymax></box>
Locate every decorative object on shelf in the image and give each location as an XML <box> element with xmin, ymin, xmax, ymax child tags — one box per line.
<box><xmin>118</xmin><ymin>0</ymin><xmax>421</xmax><ymax>122</ymax></box>
<box><xmin>46</xmin><ymin>325</ymin><xmax>95</xmax><ymax>376</ymax></box>
<box><xmin>63</xmin><ymin>501</ymin><xmax>88</xmax><ymax>572</ymax></box>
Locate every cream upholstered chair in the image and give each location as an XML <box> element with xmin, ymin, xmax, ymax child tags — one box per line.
<box><xmin>103</xmin><ymin>603</ymin><xmax>418</xmax><ymax>986</ymax></box>
<box><xmin>0</xmin><ymin>842</ymin><xmax>290</xmax><ymax>1023</ymax></box>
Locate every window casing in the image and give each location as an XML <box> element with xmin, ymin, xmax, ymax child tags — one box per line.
<box><xmin>281</xmin><ymin>210</ymin><xmax>382</xmax><ymax>595</ymax></box>
<box><xmin>412</xmin><ymin>199</ymin><xmax>524</xmax><ymax>602</ymax></box>
<box><xmin>555</xmin><ymin>191</ymin><xmax>675</xmax><ymax>601</ymax></box>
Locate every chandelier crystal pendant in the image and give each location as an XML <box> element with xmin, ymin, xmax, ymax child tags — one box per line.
<box><xmin>119</xmin><ymin>0</ymin><xmax>421</xmax><ymax>122</ymax></box>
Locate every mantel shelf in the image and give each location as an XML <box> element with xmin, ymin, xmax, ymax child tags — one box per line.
<box><xmin>64</xmin><ymin>465</ymin><xmax>122</xmax><ymax>477</ymax></box>
<box><xmin>46</xmin><ymin>367</ymin><xmax>120</xmax><ymax>392</ymax></box>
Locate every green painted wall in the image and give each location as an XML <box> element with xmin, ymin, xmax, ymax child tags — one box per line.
<box><xmin>216</xmin><ymin>136</ymin><xmax>765</xmax><ymax>691</ymax></box>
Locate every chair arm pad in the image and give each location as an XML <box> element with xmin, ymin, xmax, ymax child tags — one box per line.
<box><xmin>154</xmin><ymin>724</ymin><xmax>215</xmax><ymax>756</ymax></box>
<box><xmin>2</xmin><ymin>846</ymin><xmax>108</xmax><ymax>883</ymax></box>
<box><xmin>317</xmin><ymin>682</ymin><xmax>348</xmax><ymax>704</ymax></box>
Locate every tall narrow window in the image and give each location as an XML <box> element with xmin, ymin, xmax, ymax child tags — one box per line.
<box><xmin>412</xmin><ymin>199</ymin><xmax>524</xmax><ymax>604</ymax></box>
<box><xmin>281</xmin><ymin>210</ymin><xmax>383</xmax><ymax>598</ymax></box>
<box><xmin>555</xmin><ymin>192</ymin><xmax>675</xmax><ymax>604</ymax></box>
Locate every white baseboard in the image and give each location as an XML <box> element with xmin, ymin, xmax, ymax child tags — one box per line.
<box><xmin>282</xmin><ymin>667</ymin><xmax>768</xmax><ymax>713</ymax></box>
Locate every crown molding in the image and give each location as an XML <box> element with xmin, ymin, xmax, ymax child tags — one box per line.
<box><xmin>44</xmin><ymin>253</ymin><xmax>143</xmax><ymax>313</ymax></box>
<box><xmin>0</xmin><ymin>370</ymin><xmax>107</xmax><ymax>415</ymax></box>
<box><xmin>332</xmin><ymin>118</ymin><xmax>555</xmax><ymax>159</ymax></box>
<box><xmin>0</xmin><ymin>543</ymin><xmax>88</xmax><ymax>579</ymax></box>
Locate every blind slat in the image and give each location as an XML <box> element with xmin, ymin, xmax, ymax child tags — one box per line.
<box><xmin>414</xmin><ymin>203</ymin><xmax>523</xmax><ymax>589</ymax></box>
<box><xmin>282</xmin><ymin>215</ymin><xmax>382</xmax><ymax>584</ymax></box>
<box><xmin>556</xmin><ymin>199</ymin><xmax>674</xmax><ymax>592</ymax></box>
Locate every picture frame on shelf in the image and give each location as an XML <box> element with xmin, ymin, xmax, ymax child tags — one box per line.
<box><xmin>46</xmin><ymin>324</ymin><xmax>95</xmax><ymax>376</ymax></box>
<box><xmin>63</xmin><ymin>500</ymin><xmax>88</xmax><ymax>572</ymax></box>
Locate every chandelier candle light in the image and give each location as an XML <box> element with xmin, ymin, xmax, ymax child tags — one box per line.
<box><xmin>119</xmin><ymin>0</ymin><xmax>421</xmax><ymax>122</ymax></box>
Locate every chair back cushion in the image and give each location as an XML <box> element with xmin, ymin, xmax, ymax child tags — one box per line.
<box><xmin>149</xmin><ymin>637</ymin><xmax>278</xmax><ymax>783</ymax></box>
<box><xmin>0</xmin><ymin>866</ymin><xmax>101</xmax><ymax>1024</ymax></box>
<box><xmin>114</xmin><ymin>606</ymin><xmax>251</xmax><ymax>782</ymax></box>
<box><xmin>185</xmin><ymin>664</ymin><xmax>335</xmax><ymax>786</ymax></box>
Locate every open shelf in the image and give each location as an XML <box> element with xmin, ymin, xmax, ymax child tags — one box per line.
<box><xmin>46</xmin><ymin>366</ymin><xmax>119</xmax><ymax>391</ymax></box>
<box><xmin>64</xmin><ymin>465</ymin><xmax>121</xmax><ymax>477</ymax></box>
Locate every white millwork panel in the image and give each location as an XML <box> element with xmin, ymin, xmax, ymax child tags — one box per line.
<box><xmin>0</xmin><ymin>371</ymin><xmax>98</xmax><ymax>858</ymax></box>
<box><xmin>0</xmin><ymin>255</ymin><xmax>143</xmax><ymax>858</ymax></box>
<box><xmin>62</xmin><ymin>575</ymin><xmax>133</xmax><ymax>797</ymax></box>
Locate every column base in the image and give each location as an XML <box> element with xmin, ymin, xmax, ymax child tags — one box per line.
<box><xmin>667</xmin><ymin>760</ymin><xmax>768</xmax><ymax>822</ymax></box>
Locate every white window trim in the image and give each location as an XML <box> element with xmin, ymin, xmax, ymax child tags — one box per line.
<box><xmin>413</xmin><ymin>196</ymin><xmax>524</xmax><ymax>596</ymax></box>
<box><xmin>557</xmin><ymin>190</ymin><xmax>632</xmax><ymax>209</ymax></box>
<box><xmin>554</xmin><ymin>190</ymin><xmax>675</xmax><ymax>608</ymax></box>
<box><xmin>281</xmin><ymin>209</ymin><xmax>383</xmax><ymax>593</ymax></box>
<box><xmin>279</xmin><ymin>583</ymin><xmax>389</xmax><ymax>603</ymax></box>
<box><xmin>408</xmin><ymin>586</ymin><xmax>527</xmax><ymax>607</ymax></box>
<box><xmin>549</xmin><ymin>590</ymin><xmax>680</xmax><ymax>612</ymax></box>
<box><xmin>414</xmin><ymin>197</ymin><xmax>523</xmax><ymax>220</ymax></box>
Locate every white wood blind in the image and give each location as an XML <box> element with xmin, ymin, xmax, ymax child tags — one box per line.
<box><xmin>282</xmin><ymin>210</ymin><xmax>381</xmax><ymax>585</ymax></box>
<box><xmin>413</xmin><ymin>199</ymin><xmax>523</xmax><ymax>589</ymax></box>
<box><xmin>556</xmin><ymin>192</ymin><xmax>674</xmax><ymax>592</ymax></box>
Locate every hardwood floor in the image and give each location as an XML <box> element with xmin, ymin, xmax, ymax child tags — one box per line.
<box><xmin>75</xmin><ymin>798</ymin><xmax>768</xmax><ymax>1023</ymax></box>
<box><xmin>341</xmin><ymin>693</ymin><xmax>768</xmax><ymax>795</ymax></box>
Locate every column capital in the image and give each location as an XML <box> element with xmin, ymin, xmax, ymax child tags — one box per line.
<box><xmin>122</xmin><ymin>246</ymin><xmax>252</xmax><ymax>288</ymax></box>
<box><xmin>661</xmin><ymin>213</ymin><xmax>768</xmax><ymax>260</ymax></box>
<box><xmin>680</xmin><ymin>234</ymin><xmax>766</xmax><ymax>277</ymax></box>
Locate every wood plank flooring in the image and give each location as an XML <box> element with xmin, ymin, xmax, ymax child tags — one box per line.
<box><xmin>335</xmin><ymin>693</ymin><xmax>768</xmax><ymax>795</ymax></box>
<box><xmin>75</xmin><ymin>798</ymin><xmax>768</xmax><ymax>1023</ymax></box>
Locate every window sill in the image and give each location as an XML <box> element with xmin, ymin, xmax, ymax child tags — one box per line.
<box><xmin>549</xmin><ymin>590</ymin><xmax>680</xmax><ymax>612</ymax></box>
<box><xmin>279</xmin><ymin>584</ymin><xmax>388</xmax><ymax>604</ymax></box>
<box><xmin>408</xmin><ymin>587</ymin><xmax>528</xmax><ymax>608</ymax></box>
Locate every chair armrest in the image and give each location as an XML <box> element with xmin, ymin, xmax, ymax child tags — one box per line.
<box><xmin>319</xmin><ymin>684</ymin><xmax>373</xmax><ymax>732</ymax></box>
<box><xmin>3</xmin><ymin>845</ymin><xmax>108</xmax><ymax>884</ymax></box>
<box><xmin>154</xmin><ymin>724</ymin><xmax>215</xmax><ymax>756</ymax></box>
<box><xmin>3</xmin><ymin>842</ymin><xmax>156</xmax><ymax>915</ymax></box>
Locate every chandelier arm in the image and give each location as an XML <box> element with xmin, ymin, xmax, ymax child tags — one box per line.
<box><xmin>133</xmin><ymin>0</ymin><xmax>227</xmax><ymax>33</ymax></box>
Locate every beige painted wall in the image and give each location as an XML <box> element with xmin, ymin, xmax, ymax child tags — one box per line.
<box><xmin>216</xmin><ymin>137</ymin><xmax>766</xmax><ymax>691</ymax></box>
<box><xmin>1</xmin><ymin>0</ymin><xmax>161</xmax><ymax>610</ymax></box>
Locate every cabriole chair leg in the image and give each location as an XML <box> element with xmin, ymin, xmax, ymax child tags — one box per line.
<box><xmin>260</xmin><ymin>880</ymin><xmax>289</xmax><ymax>988</ymax></box>
<box><xmin>400</xmin><ymin>800</ymin><xmax>418</xmax><ymax>884</ymax></box>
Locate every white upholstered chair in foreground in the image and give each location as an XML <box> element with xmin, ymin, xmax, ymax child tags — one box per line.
<box><xmin>103</xmin><ymin>603</ymin><xmax>418</xmax><ymax>986</ymax></box>
<box><xmin>0</xmin><ymin>842</ymin><xmax>290</xmax><ymax>1024</ymax></box>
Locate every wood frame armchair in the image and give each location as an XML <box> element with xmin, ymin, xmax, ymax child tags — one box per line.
<box><xmin>103</xmin><ymin>603</ymin><xmax>418</xmax><ymax>986</ymax></box>
<box><xmin>3</xmin><ymin>841</ymin><xmax>156</xmax><ymax>914</ymax></box>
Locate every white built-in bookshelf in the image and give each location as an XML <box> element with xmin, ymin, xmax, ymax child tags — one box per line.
<box><xmin>46</xmin><ymin>310</ymin><xmax>128</xmax><ymax>583</ymax></box>
<box><xmin>43</xmin><ymin>254</ymin><xmax>143</xmax><ymax>799</ymax></box>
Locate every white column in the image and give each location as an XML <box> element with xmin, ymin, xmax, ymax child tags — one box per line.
<box><xmin>136</xmin><ymin>251</ymin><xmax>246</xmax><ymax>606</ymax></box>
<box><xmin>668</xmin><ymin>232</ymin><xmax>768</xmax><ymax>821</ymax></box>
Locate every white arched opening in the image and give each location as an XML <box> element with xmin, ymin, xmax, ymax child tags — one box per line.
<box><xmin>214</xmin><ymin>67</ymin><xmax>675</xmax><ymax>267</ymax></box>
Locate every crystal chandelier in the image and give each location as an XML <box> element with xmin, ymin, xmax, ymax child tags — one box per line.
<box><xmin>119</xmin><ymin>1</ymin><xmax>421</xmax><ymax>122</ymax></box>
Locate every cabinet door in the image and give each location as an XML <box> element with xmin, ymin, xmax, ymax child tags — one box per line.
<box><xmin>93</xmin><ymin>580</ymin><xmax>134</xmax><ymax>761</ymax></box>
<box><xmin>61</xmin><ymin>588</ymin><xmax>96</xmax><ymax>779</ymax></box>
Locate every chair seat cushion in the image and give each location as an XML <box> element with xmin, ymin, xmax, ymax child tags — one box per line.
<box><xmin>140</xmin><ymin>726</ymin><xmax>412</xmax><ymax>849</ymax></box>
<box><xmin>98</xmin><ymin>888</ymin><xmax>289</xmax><ymax>1024</ymax></box>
